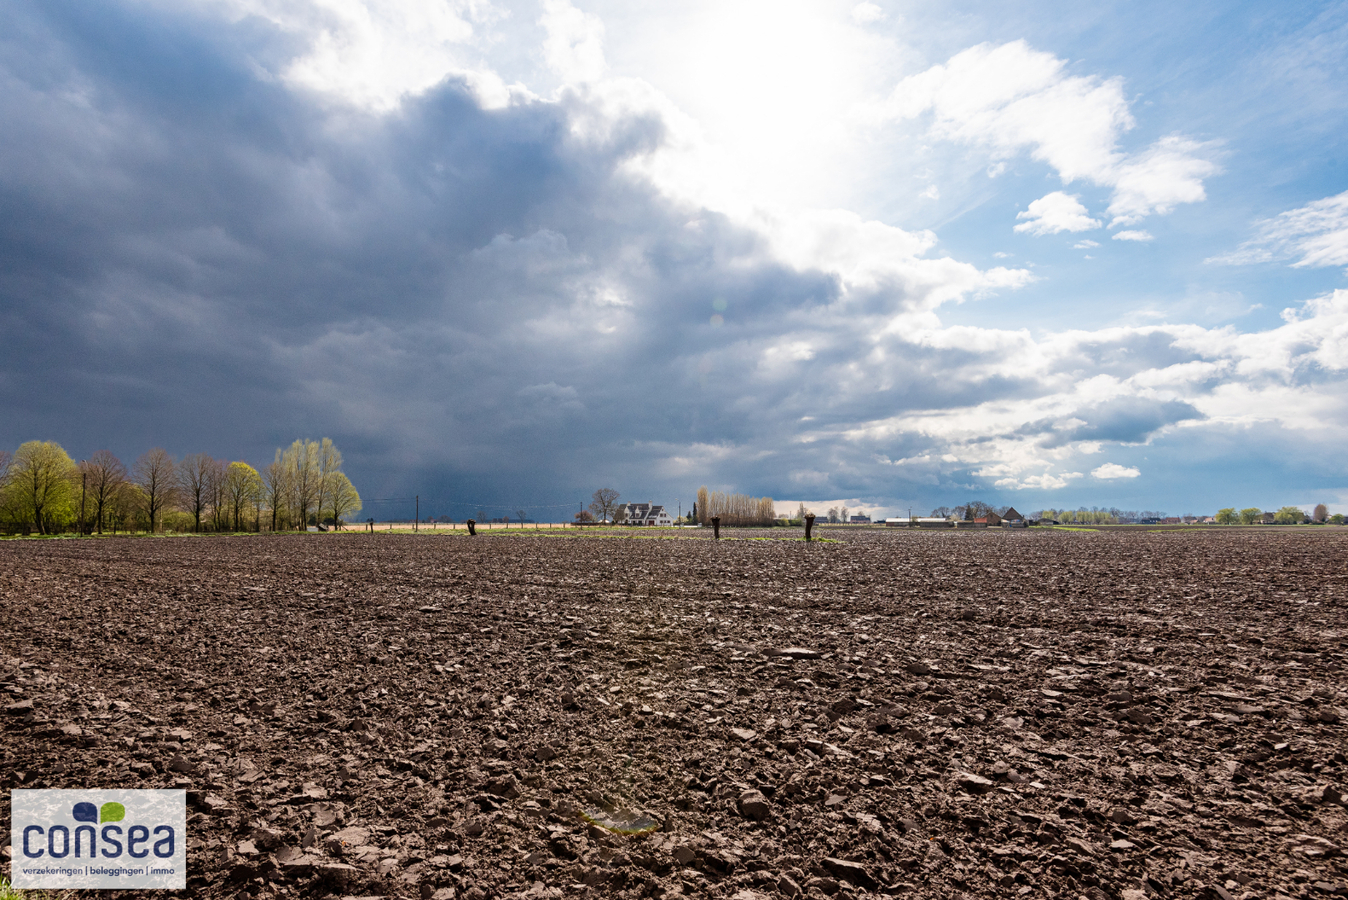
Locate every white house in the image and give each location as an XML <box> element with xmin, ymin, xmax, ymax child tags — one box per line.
<box><xmin>616</xmin><ymin>502</ymin><xmax>674</xmax><ymax>526</ymax></box>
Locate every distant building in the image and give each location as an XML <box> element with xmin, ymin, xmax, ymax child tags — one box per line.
<box><xmin>1260</xmin><ymin>512</ymin><xmax>1276</xmax><ymax>524</ymax></box>
<box><xmin>973</xmin><ymin>511</ymin><xmax>1003</xmax><ymax>526</ymax></box>
<box><xmin>1002</xmin><ymin>507</ymin><xmax>1024</xmax><ymax>522</ymax></box>
<box><xmin>616</xmin><ymin>502</ymin><xmax>673</xmax><ymax>526</ymax></box>
<box><xmin>849</xmin><ymin>514</ymin><xmax>871</xmax><ymax>523</ymax></box>
<box><xmin>885</xmin><ymin>517</ymin><xmax>951</xmax><ymax>527</ymax></box>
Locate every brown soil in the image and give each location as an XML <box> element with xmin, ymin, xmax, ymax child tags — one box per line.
<box><xmin>1</xmin><ymin>529</ymin><xmax>1346</xmax><ymax>899</ymax></box>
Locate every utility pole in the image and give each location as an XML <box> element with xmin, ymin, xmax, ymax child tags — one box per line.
<box><xmin>79</xmin><ymin>467</ymin><xmax>87</xmax><ymax>536</ymax></box>
<box><xmin>415</xmin><ymin>495</ymin><xmax>419</xmax><ymax>531</ymax></box>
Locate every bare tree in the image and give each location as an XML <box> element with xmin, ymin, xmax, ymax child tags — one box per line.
<box><xmin>313</xmin><ymin>438</ymin><xmax>342</xmax><ymax>528</ymax></box>
<box><xmin>263</xmin><ymin>454</ymin><xmax>289</xmax><ymax>532</ymax></box>
<box><xmin>134</xmin><ymin>448</ymin><xmax>177</xmax><ymax>534</ymax></box>
<box><xmin>1313</xmin><ymin>503</ymin><xmax>1329</xmax><ymax>523</ymax></box>
<box><xmin>517</xmin><ymin>509</ymin><xmax>528</xmax><ymax>524</ymax></box>
<box><xmin>283</xmin><ymin>439</ymin><xmax>320</xmax><ymax>529</ymax></box>
<box><xmin>589</xmin><ymin>488</ymin><xmax>620</xmax><ymax>523</ymax></box>
<box><xmin>177</xmin><ymin>453</ymin><xmax>216</xmax><ymax>532</ymax></box>
<box><xmin>207</xmin><ymin>458</ymin><xmax>228</xmax><ymax>532</ymax></box>
<box><xmin>82</xmin><ymin>450</ymin><xmax>127</xmax><ymax>534</ymax></box>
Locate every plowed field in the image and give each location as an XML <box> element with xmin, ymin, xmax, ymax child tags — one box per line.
<box><xmin>2</xmin><ymin>529</ymin><xmax>1346</xmax><ymax>899</ymax></box>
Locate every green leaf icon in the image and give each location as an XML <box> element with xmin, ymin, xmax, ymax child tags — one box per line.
<box><xmin>100</xmin><ymin>802</ymin><xmax>126</xmax><ymax>824</ymax></box>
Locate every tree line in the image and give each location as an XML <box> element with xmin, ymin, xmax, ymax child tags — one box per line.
<box><xmin>697</xmin><ymin>487</ymin><xmax>776</xmax><ymax>527</ymax></box>
<box><xmin>1214</xmin><ymin>505</ymin><xmax>1336</xmax><ymax>525</ymax></box>
<box><xmin>0</xmin><ymin>439</ymin><xmax>361</xmax><ymax>535</ymax></box>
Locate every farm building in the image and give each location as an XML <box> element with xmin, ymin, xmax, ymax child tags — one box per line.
<box><xmin>616</xmin><ymin>502</ymin><xmax>673</xmax><ymax>526</ymax></box>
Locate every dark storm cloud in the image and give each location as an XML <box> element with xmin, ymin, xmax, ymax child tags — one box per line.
<box><xmin>0</xmin><ymin>0</ymin><xmax>867</xmax><ymax>508</ymax></box>
<box><xmin>1015</xmin><ymin>397</ymin><xmax>1205</xmax><ymax>447</ymax></box>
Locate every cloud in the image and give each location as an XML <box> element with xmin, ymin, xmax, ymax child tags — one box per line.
<box><xmin>886</xmin><ymin>41</ymin><xmax>1218</xmax><ymax>230</ymax></box>
<box><xmin>1092</xmin><ymin>463</ymin><xmax>1140</xmax><ymax>479</ymax></box>
<box><xmin>1112</xmin><ymin>230</ymin><xmax>1154</xmax><ymax>242</ymax></box>
<box><xmin>205</xmin><ymin>0</ymin><xmax>513</xmax><ymax>110</ymax></box>
<box><xmin>541</xmin><ymin>0</ymin><xmax>607</xmax><ymax>84</ymax></box>
<box><xmin>1073</xmin><ymin>239</ymin><xmax>1099</xmax><ymax>249</ymax></box>
<box><xmin>1014</xmin><ymin>191</ymin><xmax>1100</xmax><ymax>236</ymax></box>
<box><xmin>1105</xmin><ymin>136</ymin><xmax>1218</xmax><ymax>226</ymax></box>
<box><xmin>991</xmin><ymin>472</ymin><xmax>1082</xmax><ymax>491</ymax></box>
<box><xmin>850</xmin><ymin>2</ymin><xmax>884</xmax><ymax>24</ymax></box>
<box><xmin>1209</xmin><ymin>189</ymin><xmax>1348</xmax><ymax>269</ymax></box>
<box><xmin>920</xmin><ymin>184</ymin><xmax>940</xmax><ymax>200</ymax></box>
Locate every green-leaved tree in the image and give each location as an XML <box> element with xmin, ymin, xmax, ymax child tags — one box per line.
<box><xmin>2</xmin><ymin>441</ymin><xmax>78</xmax><ymax>534</ymax></box>
<box><xmin>1274</xmin><ymin>506</ymin><xmax>1306</xmax><ymax>525</ymax></box>
<box><xmin>326</xmin><ymin>471</ymin><xmax>361</xmax><ymax>529</ymax></box>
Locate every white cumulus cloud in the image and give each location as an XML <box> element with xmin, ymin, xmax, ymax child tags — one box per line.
<box><xmin>1092</xmin><ymin>463</ymin><xmax>1141</xmax><ymax>479</ymax></box>
<box><xmin>886</xmin><ymin>40</ymin><xmax>1218</xmax><ymax>232</ymax></box>
<box><xmin>1014</xmin><ymin>191</ymin><xmax>1100</xmax><ymax>235</ymax></box>
<box><xmin>1113</xmin><ymin>230</ymin><xmax>1153</xmax><ymax>242</ymax></box>
<box><xmin>1073</xmin><ymin>239</ymin><xmax>1099</xmax><ymax>249</ymax></box>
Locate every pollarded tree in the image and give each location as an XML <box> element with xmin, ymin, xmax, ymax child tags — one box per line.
<box><xmin>224</xmin><ymin>462</ymin><xmax>263</xmax><ymax>532</ymax></box>
<box><xmin>4</xmin><ymin>441</ymin><xmax>78</xmax><ymax>534</ymax></box>
<box><xmin>589</xmin><ymin>488</ymin><xmax>620</xmax><ymax>523</ymax></box>
<box><xmin>82</xmin><ymin>450</ymin><xmax>127</xmax><ymax>534</ymax></box>
<box><xmin>326</xmin><ymin>471</ymin><xmax>361</xmax><ymax>529</ymax></box>
<box><xmin>1215</xmin><ymin>508</ymin><xmax>1237</xmax><ymax>525</ymax></box>
<box><xmin>1239</xmin><ymin>507</ymin><xmax>1263</xmax><ymax>525</ymax></box>
<box><xmin>134</xmin><ymin>448</ymin><xmax>177</xmax><ymax>534</ymax></box>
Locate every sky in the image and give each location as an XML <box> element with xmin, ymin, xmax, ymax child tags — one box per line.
<box><xmin>2</xmin><ymin>0</ymin><xmax>1347</xmax><ymax>521</ymax></box>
